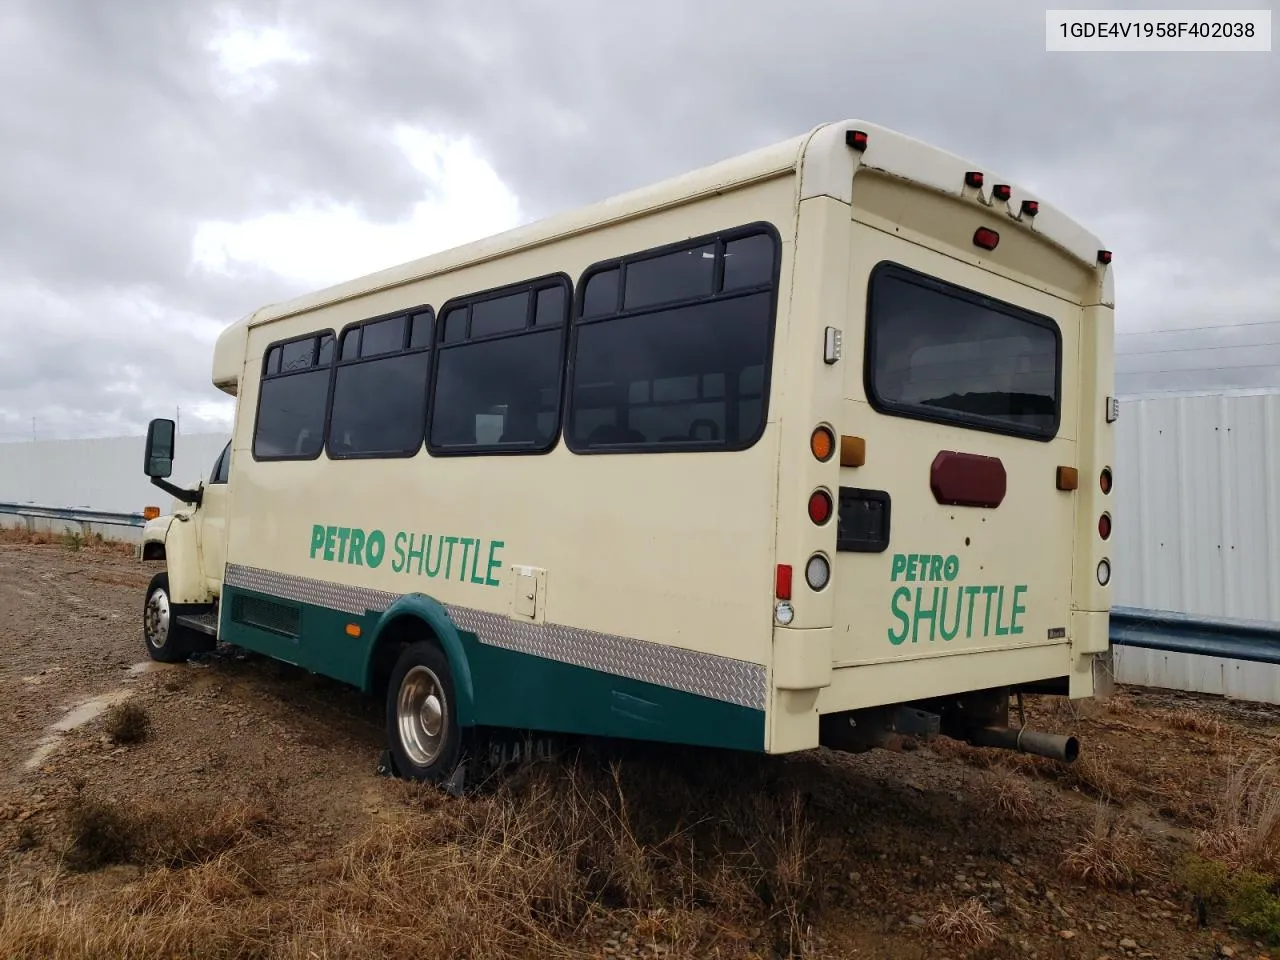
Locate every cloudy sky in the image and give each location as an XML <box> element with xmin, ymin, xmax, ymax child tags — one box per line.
<box><xmin>0</xmin><ymin>0</ymin><xmax>1276</xmax><ymax>442</ymax></box>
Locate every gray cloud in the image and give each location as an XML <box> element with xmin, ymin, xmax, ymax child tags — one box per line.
<box><xmin>1</xmin><ymin>0</ymin><xmax>1277</xmax><ymax>442</ymax></box>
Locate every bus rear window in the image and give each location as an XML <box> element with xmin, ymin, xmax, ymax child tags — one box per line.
<box><xmin>865</xmin><ymin>263</ymin><xmax>1060</xmax><ymax>440</ymax></box>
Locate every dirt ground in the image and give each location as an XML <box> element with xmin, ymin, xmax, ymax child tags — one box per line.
<box><xmin>1</xmin><ymin>533</ymin><xmax>1278</xmax><ymax>959</ymax></box>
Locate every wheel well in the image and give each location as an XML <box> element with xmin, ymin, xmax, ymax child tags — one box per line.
<box><xmin>368</xmin><ymin>614</ymin><xmax>439</xmax><ymax>698</ymax></box>
<box><xmin>141</xmin><ymin>542</ymin><xmax>166</xmax><ymax>561</ymax></box>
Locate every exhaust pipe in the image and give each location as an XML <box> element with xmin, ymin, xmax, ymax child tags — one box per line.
<box><xmin>968</xmin><ymin>726</ymin><xmax>1080</xmax><ymax>763</ymax></box>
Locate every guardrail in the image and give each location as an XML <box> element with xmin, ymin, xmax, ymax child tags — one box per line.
<box><xmin>1110</xmin><ymin>605</ymin><xmax>1280</xmax><ymax>666</ymax></box>
<box><xmin>0</xmin><ymin>501</ymin><xmax>146</xmax><ymax>529</ymax></box>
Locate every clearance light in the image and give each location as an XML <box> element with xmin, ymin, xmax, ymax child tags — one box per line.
<box><xmin>810</xmin><ymin>426</ymin><xmax>835</xmax><ymax>462</ymax></box>
<box><xmin>846</xmin><ymin>129</ymin><xmax>869</xmax><ymax>151</ymax></box>
<box><xmin>973</xmin><ymin>227</ymin><xmax>1000</xmax><ymax>251</ymax></box>
<box><xmin>992</xmin><ymin>184</ymin><xmax>1012</xmax><ymax>202</ymax></box>
<box><xmin>1020</xmin><ymin>200</ymin><xmax>1039</xmax><ymax>217</ymax></box>
<box><xmin>345</xmin><ymin>623</ymin><xmax>362</xmax><ymax>638</ymax></box>
<box><xmin>808</xmin><ymin>489</ymin><xmax>833</xmax><ymax>525</ymax></box>
<box><xmin>775</xmin><ymin>563</ymin><xmax>793</xmax><ymax>601</ymax></box>
<box><xmin>1098</xmin><ymin>250</ymin><xmax>1113</xmax><ymax>265</ymax></box>
<box><xmin>1100</xmin><ymin>468</ymin><xmax>1113</xmax><ymax>495</ymax></box>
<box><xmin>1056</xmin><ymin>466</ymin><xmax>1078</xmax><ymax>492</ymax></box>
<box><xmin>1099</xmin><ymin>513</ymin><xmax>1112</xmax><ymax>540</ymax></box>
<box><xmin>1097</xmin><ymin>559</ymin><xmax>1112</xmax><ymax>587</ymax></box>
<box><xmin>965</xmin><ymin>171</ymin><xmax>984</xmax><ymax>188</ymax></box>
<box><xmin>840</xmin><ymin>435</ymin><xmax>867</xmax><ymax>467</ymax></box>
<box><xmin>805</xmin><ymin>554</ymin><xmax>831</xmax><ymax>591</ymax></box>
<box><xmin>142</xmin><ymin>506</ymin><xmax>161</xmax><ymax>521</ymax></box>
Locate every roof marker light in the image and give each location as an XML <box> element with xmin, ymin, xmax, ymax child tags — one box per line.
<box><xmin>1021</xmin><ymin>200</ymin><xmax>1039</xmax><ymax>217</ymax></box>
<box><xmin>965</xmin><ymin>171</ymin><xmax>984</xmax><ymax>189</ymax></box>
<box><xmin>846</xmin><ymin>129</ymin><xmax>868</xmax><ymax>151</ymax></box>
<box><xmin>992</xmin><ymin>184</ymin><xmax>1012</xmax><ymax>202</ymax></box>
<box><xmin>1098</xmin><ymin>250</ymin><xmax>1113</xmax><ymax>265</ymax></box>
<box><xmin>973</xmin><ymin>227</ymin><xmax>1000</xmax><ymax>251</ymax></box>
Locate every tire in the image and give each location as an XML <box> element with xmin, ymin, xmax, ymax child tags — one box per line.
<box><xmin>385</xmin><ymin>640</ymin><xmax>465</xmax><ymax>784</ymax></box>
<box><xmin>142</xmin><ymin>572</ymin><xmax>204</xmax><ymax>663</ymax></box>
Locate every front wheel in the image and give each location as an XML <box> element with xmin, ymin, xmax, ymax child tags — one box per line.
<box><xmin>143</xmin><ymin>572</ymin><xmax>202</xmax><ymax>663</ymax></box>
<box><xmin>385</xmin><ymin>640</ymin><xmax>465</xmax><ymax>784</ymax></box>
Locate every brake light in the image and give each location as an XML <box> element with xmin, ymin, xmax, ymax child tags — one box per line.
<box><xmin>810</xmin><ymin>426</ymin><xmax>835</xmax><ymax>462</ymax></box>
<box><xmin>1099</xmin><ymin>513</ymin><xmax>1112</xmax><ymax>540</ymax></box>
<box><xmin>1100</xmin><ymin>468</ymin><xmax>1113</xmax><ymax>495</ymax></box>
<box><xmin>973</xmin><ymin>227</ymin><xmax>1000</xmax><ymax>251</ymax></box>
<box><xmin>775</xmin><ymin>564</ymin><xmax>793</xmax><ymax>600</ymax></box>
<box><xmin>992</xmin><ymin>184</ymin><xmax>1012</xmax><ymax>202</ymax></box>
<box><xmin>808</xmin><ymin>490</ymin><xmax>833</xmax><ymax>525</ymax></box>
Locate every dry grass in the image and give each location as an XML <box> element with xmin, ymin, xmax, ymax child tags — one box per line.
<box><xmin>926</xmin><ymin>897</ymin><xmax>998</xmax><ymax>950</ymax></box>
<box><xmin>1</xmin><ymin>752</ymin><xmax>825</xmax><ymax>960</ymax></box>
<box><xmin>0</xmin><ymin>525</ymin><xmax>135</xmax><ymax>556</ymax></box>
<box><xmin>1061</xmin><ymin>804</ymin><xmax>1145</xmax><ymax>890</ymax></box>
<box><xmin>1162</xmin><ymin>708</ymin><xmax>1225</xmax><ymax>739</ymax></box>
<box><xmin>63</xmin><ymin>793</ymin><xmax>274</xmax><ymax>871</ymax></box>
<box><xmin>985</xmin><ymin>769</ymin><xmax>1039</xmax><ymax>824</ymax></box>
<box><xmin>1194</xmin><ymin>754</ymin><xmax>1280</xmax><ymax>875</ymax></box>
<box><xmin>104</xmin><ymin>702</ymin><xmax>151</xmax><ymax>745</ymax></box>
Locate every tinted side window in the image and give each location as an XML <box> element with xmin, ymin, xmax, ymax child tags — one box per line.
<box><xmin>328</xmin><ymin>307</ymin><xmax>433</xmax><ymax>458</ymax></box>
<box><xmin>253</xmin><ymin>332</ymin><xmax>333</xmax><ymax>461</ymax></box>
<box><xmin>429</xmin><ymin>276</ymin><xmax>570</xmax><ymax>455</ymax></box>
<box><xmin>567</xmin><ymin>226</ymin><xmax>779</xmax><ymax>454</ymax></box>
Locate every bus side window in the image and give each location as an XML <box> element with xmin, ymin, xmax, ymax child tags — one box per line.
<box><xmin>327</xmin><ymin>308</ymin><xmax>433</xmax><ymax>459</ymax></box>
<box><xmin>428</xmin><ymin>275</ymin><xmax>570</xmax><ymax>456</ymax></box>
<box><xmin>567</xmin><ymin>226</ymin><xmax>779</xmax><ymax>454</ymax></box>
<box><xmin>253</xmin><ymin>332</ymin><xmax>333</xmax><ymax>461</ymax></box>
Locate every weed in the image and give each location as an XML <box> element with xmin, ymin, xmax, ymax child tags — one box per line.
<box><xmin>1195</xmin><ymin>754</ymin><xmax>1280</xmax><ymax>875</ymax></box>
<box><xmin>1061</xmin><ymin>803</ymin><xmax>1144</xmax><ymax>890</ymax></box>
<box><xmin>986</xmin><ymin>770</ymin><xmax>1039</xmax><ymax>824</ymax></box>
<box><xmin>1164</xmin><ymin>708</ymin><xmax>1225</xmax><ymax>738</ymax></box>
<box><xmin>60</xmin><ymin>530</ymin><xmax>82</xmax><ymax>552</ymax></box>
<box><xmin>1184</xmin><ymin>856</ymin><xmax>1280</xmax><ymax>946</ymax></box>
<box><xmin>927</xmin><ymin>897</ymin><xmax>998</xmax><ymax>950</ymax></box>
<box><xmin>104</xmin><ymin>702</ymin><xmax>151</xmax><ymax>745</ymax></box>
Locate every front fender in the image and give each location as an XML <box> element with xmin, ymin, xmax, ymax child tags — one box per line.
<box><xmin>367</xmin><ymin>593</ymin><xmax>477</xmax><ymax>728</ymax></box>
<box><xmin>163</xmin><ymin>514</ymin><xmax>212</xmax><ymax>604</ymax></box>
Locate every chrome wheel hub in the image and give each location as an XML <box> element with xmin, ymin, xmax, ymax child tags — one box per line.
<box><xmin>397</xmin><ymin>665</ymin><xmax>448</xmax><ymax>767</ymax></box>
<box><xmin>144</xmin><ymin>588</ymin><xmax>170</xmax><ymax>649</ymax></box>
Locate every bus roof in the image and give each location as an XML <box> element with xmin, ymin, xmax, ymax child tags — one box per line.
<box><xmin>224</xmin><ymin>119</ymin><xmax>1108</xmax><ymax>334</ymax></box>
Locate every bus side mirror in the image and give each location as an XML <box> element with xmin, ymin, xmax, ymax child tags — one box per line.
<box><xmin>144</xmin><ymin>418</ymin><xmax>176</xmax><ymax>479</ymax></box>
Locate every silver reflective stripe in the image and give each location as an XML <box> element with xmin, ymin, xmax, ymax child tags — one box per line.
<box><xmin>224</xmin><ymin>564</ymin><xmax>767</xmax><ymax>710</ymax></box>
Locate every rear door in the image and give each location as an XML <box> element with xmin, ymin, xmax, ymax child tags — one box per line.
<box><xmin>832</xmin><ymin>224</ymin><xmax>1081</xmax><ymax>675</ymax></box>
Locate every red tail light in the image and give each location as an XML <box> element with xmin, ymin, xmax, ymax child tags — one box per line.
<box><xmin>1099</xmin><ymin>513</ymin><xmax>1112</xmax><ymax>540</ymax></box>
<box><xmin>973</xmin><ymin>227</ymin><xmax>1000</xmax><ymax>251</ymax></box>
<box><xmin>775</xmin><ymin>564</ymin><xmax>793</xmax><ymax>600</ymax></box>
<box><xmin>1100</xmin><ymin>468</ymin><xmax>1113</xmax><ymax>495</ymax></box>
<box><xmin>808</xmin><ymin>490</ymin><xmax>833</xmax><ymax>525</ymax></box>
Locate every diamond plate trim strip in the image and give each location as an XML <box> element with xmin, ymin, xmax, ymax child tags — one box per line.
<box><xmin>224</xmin><ymin>564</ymin><xmax>767</xmax><ymax>710</ymax></box>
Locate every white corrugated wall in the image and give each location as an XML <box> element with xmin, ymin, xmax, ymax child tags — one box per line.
<box><xmin>1112</xmin><ymin>388</ymin><xmax>1280</xmax><ymax>703</ymax></box>
<box><xmin>0</xmin><ymin>432</ymin><xmax>229</xmax><ymax>515</ymax></box>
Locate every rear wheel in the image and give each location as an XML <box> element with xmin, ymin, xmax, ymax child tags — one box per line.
<box><xmin>143</xmin><ymin>572</ymin><xmax>205</xmax><ymax>663</ymax></box>
<box><xmin>385</xmin><ymin>640</ymin><xmax>465</xmax><ymax>784</ymax></box>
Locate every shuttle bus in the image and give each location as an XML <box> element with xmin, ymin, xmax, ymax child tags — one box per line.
<box><xmin>139</xmin><ymin>120</ymin><xmax>1117</xmax><ymax>786</ymax></box>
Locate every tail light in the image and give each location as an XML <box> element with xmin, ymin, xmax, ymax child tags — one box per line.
<box><xmin>1098</xmin><ymin>513</ymin><xmax>1112</xmax><ymax>540</ymax></box>
<box><xmin>808</xmin><ymin>490</ymin><xmax>833</xmax><ymax>525</ymax></box>
<box><xmin>1100</xmin><ymin>468</ymin><xmax>1113</xmax><ymax>495</ymax></box>
<box><xmin>810</xmin><ymin>426</ymin><xmax>835</xmax><ymax>462</ymax></box>
<box><xmin>775</xmin><ymin>564</ymin><xmax>793</xmax><ymax>601</ymax></box>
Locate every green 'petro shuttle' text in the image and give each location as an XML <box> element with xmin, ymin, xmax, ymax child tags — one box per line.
<box><xmin>886</xmin><ymin>552</ymin><xmax>1027</xmax><ymax>646</ymax></box>
<box><xmin>308</xmin><ymin>525</ymin><xmax>504</xmax><ymax>588</ymax></box>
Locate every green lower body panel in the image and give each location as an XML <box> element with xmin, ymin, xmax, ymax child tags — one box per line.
<box><xmin>219</xmin><ymin>584</ymin><xmax>765</xmax><ymax>753</ymax></box>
